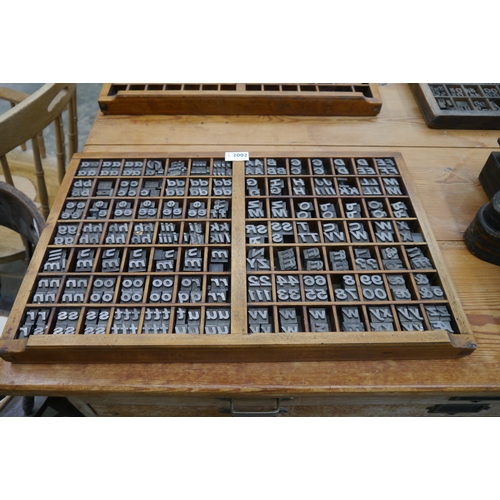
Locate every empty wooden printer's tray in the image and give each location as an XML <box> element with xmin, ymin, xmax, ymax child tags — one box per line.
<box><xmin>98</xmin><ymin>83</ymin><xmax>382</xmax><ymax>116</ymax></box>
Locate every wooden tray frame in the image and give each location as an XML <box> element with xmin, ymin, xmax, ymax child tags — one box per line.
<box><xmin>97</xmin><ymin>83</ymin><xmax>382</xmax><ymax>116</ymax></box>
<box><xmin>0</xmin><ymin>151</ymin><xmax>476</xmax><ymax>363</ymax></box>
<box><xmin>410</xmin><ymin>83</ymin><xmax>500</xmax><ymax>129</ymax></box>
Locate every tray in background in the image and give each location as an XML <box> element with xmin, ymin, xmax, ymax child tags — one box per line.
<box><xmin>97</xmin><ymin>83</ymin><xmax>382</xmax><ymax>116</ymax></box>
<box><xmin>410</xmin><ymin>83</ymin><xmax>500</xmax><ymax>129</ymax></box>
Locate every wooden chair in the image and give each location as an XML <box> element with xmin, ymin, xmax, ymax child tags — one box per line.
<box><xmin>0</xmin><ymin>181</ymin><xmax>45</xmax><ymax>265</ymax></box>
<box><xmin>0</xmin><ymin>84</ymin><xmax>78</xmax><ymax>219</ymax></box>
<box><xmin>0</xmin><ymin>87</ymin><xmax>47</xmax><ymax>158</ymax></box>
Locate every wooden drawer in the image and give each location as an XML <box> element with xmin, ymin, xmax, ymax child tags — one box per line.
<box><xmin>97</xmin><ymin>83</ymin><xmax>382</xmax><ymax>116</ymax></box>
<box><xmin>0</xmin><ymin>151</ymin><xmax>475</xmax><ymax>364</ymax></box>
<box><xmin>77</xmin><ymin>395</ymin><xmax>500</xmax><ymax>417</ymax></box>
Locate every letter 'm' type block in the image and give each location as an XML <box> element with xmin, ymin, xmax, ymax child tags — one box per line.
<box><xmin>101</xmin><ymin>248</ymin><xmax>122</xmax><ymax>272</ymax></box>
<box><xmin>127</xmin><ymin>248</ymin><xmax>148</xmax><ymax>272</ymax></box>
<box><xmin>154</xmin><ymin>249</ymin><xmax>177</xmax><ymax>272</ymax></box>
<box><xmin>74</xmin><ymin>248</ymin><xmax>95</xmax><ymax>273</ymax></box>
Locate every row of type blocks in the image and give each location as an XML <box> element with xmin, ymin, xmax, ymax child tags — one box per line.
<box><xmin>32</xmin><ymin>272</ymin><xmax>443</xmax><ymax>306</ymax></box>
<box><xmin>60</xmin><ymin>199</ymin><xmax>231</xmax><ymax>220</ymax></box>
<box><xmin>42</xmin><ymin>245</ymin><xmax>431</xmax><ymax>274</ymax></box>
<box><xmin>248</xmin><ymin>304</ymin><xmax>455</xmax><ymax>333</ymax></box>
<box><xmin>76</xmin><ymin>158</ymin><xmax>398</xmax><ymax>178</ymax></box>
<box><xmin>55</xmin><ymin>220</ymin><xmax>232</xmax><ymax>245</ymax></box>
<box><xmin>42</xmin><ymin>247</ymin><xmax>230</xmax><ymax>273</ymax></box>
<box><xmin>245</xmin><ymin>176</ymin><xmax>404</xmax><ymax>196</ymax></box>
<box><xmin>76</xmin><ymin>160</ymin><xmax>233</xmax><ymax>177</ymax></box>
<box><xmin>71</xmin><ymin>178</ymin><xmax>233</xmax><ymax>198</ymax></box>
<box><xmin>18</xmin><ymin>307</ymin><xmax>232</xmax><ymax>336</ymax></box>
<box><xmin>18</xmin><ymin>302</ymin><xmax>455</xmax><ymax>337</ymax></box>
<box><xmin>246</xmin><ymin>273</ymin><xmax>444</xmax><ymax>303</ymax></box>
<box><xmin>244</xmin><ymin>158</ymin><xmax>399</xmax><ymax>176</ymax></box>
<box><xmin>245</xmin><ymin>246</ymin><xmax>421</xmax><ymax>272</ymax></box>
<box><xmin>33</xmin><ymin>275</ymin><xmax>230</xmax><ymax>305</ymax></box>
<box><xmin>245</xmin><ymin>220</ymin><xmax>423</xmax><ymax>244</ymax></box>
<box><xmin>246</xmin><ymin>199</ymin><xmax>410</xmax><ymax>219</ymax></box>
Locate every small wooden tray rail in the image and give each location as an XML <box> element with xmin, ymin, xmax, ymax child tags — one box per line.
<box><xmin>410</xmin><ymin>83</ymin><xmax>500</xmax><ymax>129</ymax></box>
<box><xmin>97</xmin><ymin>84</ymin><xmax>382</xmax><ymax>116</ymax></box>
<box><xmin>0</xmin><ymin>151</ymin><xmax>475</xmax><ymax>363</ymax></box>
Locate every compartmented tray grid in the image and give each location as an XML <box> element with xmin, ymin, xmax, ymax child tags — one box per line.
<box><xmin>0</xmin><ymin>152</ymin><xmax>475</xmax><ymax>363</ymax></box>
<box><xmin>98</xmin><ymin>84</ymin><xmax>382</xmax><ymax>116</ymax></box>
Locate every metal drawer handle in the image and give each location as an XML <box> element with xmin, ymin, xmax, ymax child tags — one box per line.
<box><xmin>222</xmin><ymin>398</ymin><xmax>290</xmax><ymax>417</ymax></box>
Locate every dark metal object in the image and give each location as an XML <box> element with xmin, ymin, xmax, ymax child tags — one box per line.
<box><xmin>478</xmin><ymin>152</ymin><xmax>500</xmax><ymax>199</ymax></box>
<box><xmin>427</xmin><ymin>404</ymin><xmax>490</xmax><ymax>415</ymax></box>
<box><xmin>220</xmin><ymin>398</ymin><xmax>290</xmax><ymax>417</ymax></box>
<box><xmin>22</xmin><ymin>396</ymin><xmax>35</xmax><ymax>416</ymax></box>
<box><xmin>465</xmin><ymin>191</ymin><xmax>500</xmax><ymax>266</ymax></box>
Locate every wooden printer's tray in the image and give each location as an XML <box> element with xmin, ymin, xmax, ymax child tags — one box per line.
<box><xmin>0</xmin><ymin>151</ymin><xmax>475</xmax><ymax>363</ymax></box>
<box><xmin>98</xmin><ymin>83</ymin><xmax>382</xmax><ymax>116</ymax></box>
<box><xmin>410</xmin><ymin>83</ymin><xmax>500</xmax><ymax>129</ymax></box>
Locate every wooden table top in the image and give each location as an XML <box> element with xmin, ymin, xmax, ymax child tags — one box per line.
<box><xmin>1</xmin><ymin>83</ymin><xmax>499</xmax><ymax>398</ymax></box>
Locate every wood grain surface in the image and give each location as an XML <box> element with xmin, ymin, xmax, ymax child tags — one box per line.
<box><xmin>1</xmin><ymin>83</ymin><xmax>500</xmax><ymax>413</ymax></box>
<box><xmin>85</xmin><ymin>85</ymin><xmax>500</xmax><ymax>150</ymax></box>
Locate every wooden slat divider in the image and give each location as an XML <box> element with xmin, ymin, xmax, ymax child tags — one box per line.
<box><xmin>230</xmin><ymin>161</ymin><xmax>247</xmax><ymax>334</ymax></box>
